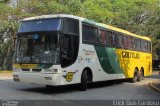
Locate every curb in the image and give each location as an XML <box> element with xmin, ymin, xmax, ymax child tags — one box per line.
<box><xmin>149</xmin><ymin>82</ymin><xmax>160</xmax><ymax>93</ymax></box>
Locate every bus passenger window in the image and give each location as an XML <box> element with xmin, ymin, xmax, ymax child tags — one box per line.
<box><xmin>124</xmin><ymin>36</ymin><xmax>128</xmax><ymax>48</ymax></box>
<box><xmin>106</xmin><ymin>31</ymin><xmax>111</xmax><ymax>45</ymax></box>
<box><xmin>128</xmin><ymin>37</ymin><xmax>134</xmax><ymax>49</ymax></box>
<box><xmin>91</xmin><ymin>26</ymin><xmax>98</xmax><ymax>42</ymax></box>
<box><xmin>99</xmin><ymin>29</ymin><xmax>106</xmax><ymax>44</ymax></box>
<box><xmin>118</xmin><ymin>34</ymin><xmax>124</xmax><ymax>48</ymax></box>
<box><xmin>141</xmin><ymin>40</ymin><xmax>148</xmax><ymax>52</ymax></box>
<box><xmin>83</xmin><ymin>24</ymin><xmax>91</xmax><ymax>42</ymax></box>
<box><xmin>147</xmin><ymin>42</ymin><xmax>151</xmax><ymax>52</ymax></box>
<box><xmin>135</xmin><ymin>39</ymin><xmax>141</xmax><ymax>51</ymax></box>
<box><xmin>113</xmin><ymin>33</ymin><xmax>119</xmax><ymax>47</ymax></box>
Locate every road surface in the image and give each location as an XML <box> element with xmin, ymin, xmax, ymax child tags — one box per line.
<box><xmin>0</xmin><ymin>74</ymin><xmax>159</xmax><ymax>106</ymax></box>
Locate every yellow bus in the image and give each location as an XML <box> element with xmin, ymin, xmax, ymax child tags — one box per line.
<box><xmin>13</xmin><ymin>14</ymin><xmax>152</xmax><ymax>91</ymax></box>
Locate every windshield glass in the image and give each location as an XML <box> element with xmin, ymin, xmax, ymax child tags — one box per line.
<box><xmin>14</xmin><ymin>32</ymin><xmax>60</xmax><ymax>64</ymax></box>
<box><xmin>19</xmin><ymin>18</ymin><xmax>62</xmax><ymax>33</ymax></box>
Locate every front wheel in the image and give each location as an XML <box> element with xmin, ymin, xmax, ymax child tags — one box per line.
<box><xmin>79</xmin><ymin>70</ymin><xmax>87</xmax><ymax>91</ymax></box>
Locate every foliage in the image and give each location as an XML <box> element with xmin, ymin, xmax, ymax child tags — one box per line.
<box><xmin>0</xmin><ymin>0</ymin><xmax>160</xmax><ymax>70</ymax></box>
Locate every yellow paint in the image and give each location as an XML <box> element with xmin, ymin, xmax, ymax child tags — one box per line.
<box><xmin>66</xmin><ymin>72</ymin><xmax>75</xmax><ymax>82</ymax></box>
<box><xmin>13</xmin><ymin>64</ymin><xmax>38</xmax><ymax>68</ymax></box>
<box><xmin>116</xmin><ymin>49</ymin><xmax>152</xmax><ymax>78</ymax></box>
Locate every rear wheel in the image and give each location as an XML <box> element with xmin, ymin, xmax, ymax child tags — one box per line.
<box><xmin>131</xmin><ymin>68</ymin><xmax>138</xmax><ymax>83</ymax></box>
<box><xmin>79</xmin><ymin>70</ymin><xmax>88</xmax><ymax>91</ymax></box>
<box><xmin>137</xmin><ymin>69</ymin><xmax>144</xmax><ymax>81</ymax></box>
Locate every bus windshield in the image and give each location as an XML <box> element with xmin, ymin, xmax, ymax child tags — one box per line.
<box><xmin>18</xmin><ymin>18</ymin><xmax>62</xmax><ymax>33</ymax></box>
<box><xmin>14</xmin><ymin>32</ymin><xmax>60</xmax><ymax>64</ymax></box>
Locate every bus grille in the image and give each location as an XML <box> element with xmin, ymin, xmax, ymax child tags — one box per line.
<box><xmin>32</xmin><ymin>69</ymin><xmax>42</xmax><ymax>72</ymax></box>
<box><xmin>21</xmin><ymin>68</ymin><xmax>30</xmax><ymax>71</ymax></box>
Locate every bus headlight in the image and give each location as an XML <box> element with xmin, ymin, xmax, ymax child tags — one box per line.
<box><xmin>13</xmin><ymin>68</ymin><xmax>20</xmax><ymax>72</ymax></box>
<box><xmin>43</xmin><ymin>69</ymin><xmax>58</xmax><ymax>73</ymax></box>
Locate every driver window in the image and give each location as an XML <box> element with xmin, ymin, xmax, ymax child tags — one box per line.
<box><xmin>61</xmin><ymin>35</ymin><xmax>79</xmax><ymax>68</ymax></box>
<box><xmin>62</xmin><ymin>35</ymin><xmax>70</xmax><ymax>58</ymax></box>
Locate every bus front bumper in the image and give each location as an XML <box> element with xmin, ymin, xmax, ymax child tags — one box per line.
<box><xmin>13</xmin><ymin>72</ymin><xmax>61</xmax><ymax>86</ymax></box>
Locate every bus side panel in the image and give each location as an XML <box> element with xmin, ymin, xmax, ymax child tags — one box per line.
<box><xmin>116</xmin><ymin>49</ymin><xmax>152</xmax><ymax>78</ymax></box>
<box><xmin>94</xmin><ymin>46</ymin><xmax>123</xmax><ymax>74</ymax></box>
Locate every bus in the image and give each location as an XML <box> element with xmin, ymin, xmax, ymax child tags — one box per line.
<box><xmin>13</xmin><ymin>14</ymin><xmax>152</xmax><ymax>91</ymax></box>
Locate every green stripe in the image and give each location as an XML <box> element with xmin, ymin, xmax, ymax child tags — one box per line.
<box><xmin>94</xmin><ymin>46</ymin><xmax>123</xmax><ymax>74</ymax></box>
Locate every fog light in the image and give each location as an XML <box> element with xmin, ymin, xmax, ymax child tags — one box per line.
<box><xmin>13</xmin><ymin>68</ymin><xmax>20</xmax><ymax>72</ymax></box>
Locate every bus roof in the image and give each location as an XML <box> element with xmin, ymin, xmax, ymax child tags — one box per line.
<box><xmin>22</xmin><ymin>14</ymin><xmax>151</xmax><ymax>41</ymax></box>
<box><xmin>22</xmin><ymin>14</ymin><xmax>83</xmax><ymax>21</ymax></box>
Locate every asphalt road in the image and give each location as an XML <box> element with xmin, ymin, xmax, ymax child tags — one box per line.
<box><xmin>0</xmin><ymin>74</ymin><xmax>159</xmax><ymax>106</ymax></box>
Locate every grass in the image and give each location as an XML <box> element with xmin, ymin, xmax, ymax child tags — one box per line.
<box><xmin>0</xmin><ymin>70</ymin><xmax>12</xmax><ymax>73</ymax></box>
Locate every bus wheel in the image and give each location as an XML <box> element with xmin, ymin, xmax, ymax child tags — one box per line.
<box><xmin>138</xmin><ymin>69</ymin><xmax>144</xmax><ymax>81</ymax></box>
<box><xmin>131</xmin><ymin>68</ymin><xmax>138</xmax><ymax>83</ymax></box>
<box><xmin>79</xmin><ymin>70</ymin><xmax>88</xmax><ymax>91</ymax></box>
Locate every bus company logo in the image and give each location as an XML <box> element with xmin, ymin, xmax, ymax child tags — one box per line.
<box><xmin>122</xmin><ymin>51</ymin><xmax>140</xmax><ymax>59</ymax></box>
<box><xmin>83</xmin><ymin>49</ymin><xmax>95</xmax><ymax>55</ymax></box>
<box><xmin>63</xmin><ymin>72</ymin><xmax>76</xmax><ymax>82</ymax></box>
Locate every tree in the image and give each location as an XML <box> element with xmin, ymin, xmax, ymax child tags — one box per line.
<box><xmin>0</xmin><ymin>0</ymin><xmax>160</xmax><ymax>70</ymax></box>
<box><xmin>82</xmin><ymin>0</ymin><xmax>113</xmax><ymax>23</ymax></box>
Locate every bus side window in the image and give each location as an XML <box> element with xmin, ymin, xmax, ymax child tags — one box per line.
<box><xmin>106</xmin><ymin>30</ymin><xmax>111</xmax><ymax>45</ymax></box>
<box><xmin>129</xmin><ymin>37</ymin><xmax>134</xmax><ymax>49</ymax></box>
<box><xmin>148</xmin><ymin>41</ymin><xmax>151</xmax><ymax>52</ymax></box>
<box><xmin>99</xmin><ymin>29</ymin><xmax>106</xmax><ymax>45</ymax></box>
<box><xmin>63</xmin><ymin>18</ymin><xmax>79</xmax><ymax>35</ymax></box>
<box><xmin>82</xmin><ymin>24</ymin><xmax>91</xmax><ymax>42</ymax></box>
<box><xmin>110</xmin><ymin>31</ymin><xmax>114</xmax><ymax>46</ymax></box>
<box><xmin>82</xmin><ymin>23</ymin><xmax>98</xmax><ymax>43</ymax></box>
<box><xmin>118</xmin><ymin>34</ymin><xmax>124</xmax><ymax>48</ymax></box>
<box><xmin>135</xmin><ymin>39</ymin><xmax>141</xmax><ymax>51</ymax></box>
<box><xmin>142</xmin><ymin>40</ymin><xmax>148</xmax><ymax>52</ymax></box>
<box><xmin>61</xmin><ymin>35</ymin><xmax>79</xmax><ymax>68</ymax></box>
<box><xmin>113</xmin><ymin>33</ymin><xmax>119</xmax><ymax>47</ymax></box>
<box><xmin>62</xmin><ymin>36</ymin><xmax>70</xmax><ymax>58</ymax></box>
<box><xmin>124</xmin><ymin>36</ymin><xmax>128</xmax><ymax>49</ymax></box>
<box><xmin>61</xmin><ymin>18</ymin><xmax>79</xmax><ymax>68</ymax></box>
<box><xmin>91</xmin><ymin>26</ymin><xmax>98</xmax><ymax>43</ymax></box>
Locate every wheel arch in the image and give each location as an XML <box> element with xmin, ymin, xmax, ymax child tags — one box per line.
<box><xmin>134</xmin><ymin>67</ymin><xmax>139</xmax><ymax>75</ymax></box>
<box><xmin>82</xmin><ymin>67</ymin><xmax>93</xmax><ymax>82</ymax></box>
<box><xmin>140</xmin><ymin>67</ymin><xmax>144</xmax><ymax>75</ymax></box>
<box><xmin>140</xmin><ymin>67</ymin><xmax>144</xmax><ymax>71</ymax></box>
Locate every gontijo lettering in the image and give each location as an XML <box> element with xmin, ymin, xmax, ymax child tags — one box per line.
<box><xmin>122</xmin><ymin>51</ymin><xmax>140</xmax><ymax>59</ymax></box>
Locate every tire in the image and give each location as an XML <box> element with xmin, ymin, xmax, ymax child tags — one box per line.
<box><xmin>79</xmin><ymin>70</ymin><xmax>88</xmax><ymax>91</ymax></box>
<box><xmin>137</xmin><ymin>69</ymin><xmax>144</xmax><ymax>81</ymax></box>
<box><xmin>131</xmin><ymin>69</ymin><xmax>138</xmax><ymax>83</ymax></box>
